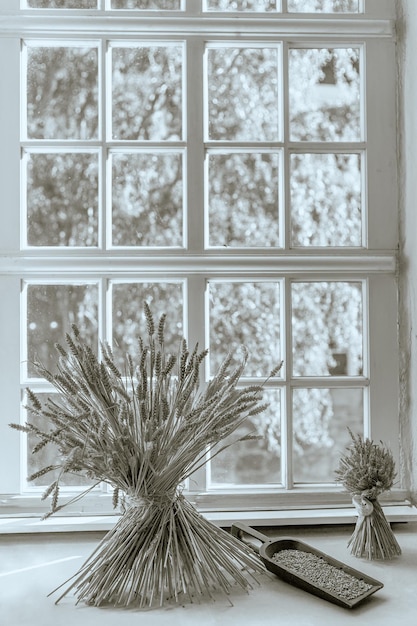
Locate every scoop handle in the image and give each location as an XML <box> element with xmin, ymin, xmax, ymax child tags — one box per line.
<box><xmin>231</xmin><ymin>522</ymin><xmax>270</xmax><ymax>553</ymax></box>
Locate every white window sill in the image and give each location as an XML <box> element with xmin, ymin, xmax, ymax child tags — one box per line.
<box><xmin>0</xmin><ymin>504</ymin><xmax>416</xmax><ymax>534</ymax></box>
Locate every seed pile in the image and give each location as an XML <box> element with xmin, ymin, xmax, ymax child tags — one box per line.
<box><xmin>271</xmin><ymin>549</ymin><xmax>373</xmax><ymax>601</ymax></box>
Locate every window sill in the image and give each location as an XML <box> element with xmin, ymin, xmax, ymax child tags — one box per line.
<box><xmin>0</xmin><ymin>503</ymin><xmax>416</xmax><ymax>534</ymax></box>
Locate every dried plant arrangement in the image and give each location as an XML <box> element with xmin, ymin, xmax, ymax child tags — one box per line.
<box><xmin>10</xmin><ymin>304</ymin><xmax>281</xmax><ymax>609</ymax></box>
<box><xmin>335</xmin><ymin>429</ymin><xmax>401</xmax><ymax>560</ymax></box>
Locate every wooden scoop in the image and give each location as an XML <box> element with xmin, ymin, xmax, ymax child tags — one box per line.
<box><xmin>231</xmin><ymin>522</ymin><xmax>383</xmax><ymax>609</ymax></box>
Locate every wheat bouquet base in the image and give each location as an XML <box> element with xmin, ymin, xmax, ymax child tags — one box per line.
<box><xmin>50</xmin><ymin>495</ymin><xmax>264</xmax><ymax>609</ymax></box>
<box><xmin>348</xmin><ymin>497</ymin><xmax>401</xmax><ymax>561</ymax></box>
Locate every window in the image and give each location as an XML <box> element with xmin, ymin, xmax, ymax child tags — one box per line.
<box><xmin>0</xmin><ymin>0</ymin><xmax>402</xmax><ymax>517</ymax></box>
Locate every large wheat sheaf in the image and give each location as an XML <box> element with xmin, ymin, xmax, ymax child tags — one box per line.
<box><xmin>11</xmin><ymin>303</ymin><xmax>281</xmax><ymax>608</ymax></box>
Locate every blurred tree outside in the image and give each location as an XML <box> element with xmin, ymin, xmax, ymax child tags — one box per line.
<box><xmin>25</xmin><ymin>26</ymin><xmax>365</xmax><ymax>485</ymax></box>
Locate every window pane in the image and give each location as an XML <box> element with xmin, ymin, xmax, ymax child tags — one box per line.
<box><xmin>206</xmin><ymin>0</ymin><xmax>278</xmax><ymax>10</ymax></box>
<box><xmin>290</xmin><ymin>153</ymin><xmax>362</xmax><ymax>247</ymax></box>
<box><xmin>112</xmin><ymin>0</ymin><xmax>182</xmax><ymax>7</ymax></box>
<box><xmin>293</xmin><ymin>388</ymin><xmax>363</xmax><ymax>483</ymax></box>
<box><xmin>25</xmin><ymin>393</ymin><xmax>94</xmax><ymax>487</ymax></box>
<box><xmin>209</xmin><ymin>282</ymin><xmax>281</xmax><ymax>377</ymax></box>
<box><xmin>210</xmin><ymin>389</ymin><xmax>281</xmax><ymax>485</ymax></box>
<box><xmin>288</xmin><ymin>0</ymin><xmax>360</xmax><ymax>12</ymax></box>
<box><xmin>292</xmin><ymin>281</ymin><xmax>363</xmax><ymax>376</ymax></box>
<box><xmin>27</xmin><ymin>284</ymin><xmax>99</xmax><ymax>378</ymax></box>
<box><xmin>289</xmin><ymin>48</ymin><xmax>360</xmax><ymax>142</ymax></box>
<box><xmin>26</xmin><ymin>153</ymin><xmax>98</xmax><ymax>247</ymax></box>
<box><xmin>27</xmin><ymin>46</ymin><xmax>98</xmax><ymax>140</ymax></box>
<box><xmin>111</xmin><ymin>282</ymin><xmax>183</xmax><ymax>368</ymax></box>
<box><xmin>207</xmin><ymin>47</ymin><xmax>280</xmax><ymax>141</ymax></box>
<box><xmin>27</xmin><ymin>0</ymin><xmax>97</xmax><ymax>6</ymax></box>
<box><xmin>208</xmin><ymin>152</ymin><xmax>280</xmax><ymax>247</ymax></box>
<box><xmin>112</xmin><ymin>45</ymin><xmax>183</xmax><ymax>141</ymax></box>
<box><xmin>112</xmin><ymin>152</ymin><xmax>183</xmax><ymax>247</ymax></box>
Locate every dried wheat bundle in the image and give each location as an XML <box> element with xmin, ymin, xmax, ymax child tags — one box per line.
<box><xmin>10</xmin><ymin>304</ymin><xmax>280</xmax><ymax>608</ymax></box>
<box><xmin>335</xmin><ymin>429</ymin><xmax>401</xmax><ymax>560</ymax></box>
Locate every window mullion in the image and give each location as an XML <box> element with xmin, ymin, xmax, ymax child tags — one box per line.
<box><xmin>99</xmin><ymin>36</ymin><xmax>107</xmax><ymax>251</ymax></box>
<box><xmin>367</xmin><ymin>274</ymin><xmax>400</xmax><ymax>465</ymax></box>
<box><xmin>365</xmin><ymin>38</ymin><xmax>397</xmax><ymax>250</ymax></box>
<box><xmin>364</xmin><ymin>0</ymin><xmax>395</xmax><ymax>19</ymax></box>
<box><xmin>186</xmin><ymin>275</ymin><xmax>208</xmax><ymax>493</ymax></box>
<box><xmin>186</xmin><ymin>0</ymin><xmax>202</xmax><ymax>16</ymax></box>
<box><xmin>186</xmin><ymin>35</ymin><xmax>204</xmax><ymax>253</ymax></box>
<box><xmin>282</xmin><ymin>39</ymin><xmax>290</xmax><ymax>251</ymax></box>
<box><xmin>0</xmin><ymin>278</ymin><xmax>22</xmax><ymax>494</ymax></box>
<box><xmin>0</xmin><ymin>38</ymin><xmax>21</xmax><ymax>252</ymax></box>
<box><xmin>283</xmin><ymin>275</ymin><xmax>293</xmax><ymax>489</ymax></box>
<box><xmin>0</xmin><ymin>36</ymin><xmax>24</xmax><ymax>494</ymax></box>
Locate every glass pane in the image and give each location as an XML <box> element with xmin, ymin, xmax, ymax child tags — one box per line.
<box><xmin>27</xmin><ymin>0</ymin><xmax>97</xmax><ymax>6</ymax></box>
<box><xmin>27</xmin><ymin>284</ymin><xmax>98</xmax><ymax>378</ymax></box>
<box><xmin>208</xmin><ymin>152</ymin><xmax>280</xmax><ymax>247</ymax></box>
<box><xmin>293</xmin><ymin>388</ymin><xmax>363</xmax><ymax>483</ymax></box>
<box><xmin>292</xmin><ymin>281</ymin><xmax>363</xmax><ymax>376</ymax></box>
<box><xmin>207</xmin><ymin>47</ymin><xmax>279</xmax><ymax>141</ymax></box>
<box><xmin>112</xmin><ymin>0</ymin><xmax>181</xmax><ymax>7</ymax></box>
<box><xmin>112</xmin><ymin>45</ymin><xmax>183</xmax><ymax>141</ymax></box>
<box><xmin>112</xmin><ymin>152</ymin><xmax>183</xmax><ymax>247</ymax></box>
<box><xmin>206</xmin><ymin>0</ymin><xmax>278</xmax><ymax>10</ymax></box>
<box><xmin>25</xmin><ymin>393</ymin><xmax>93</xmax><ymax>487</ymax></box>
<box><xmin>26</xmin><ymin>153</ymin><xmax>98</xmax><ymax>247</ymax></box>
<box><xmin>209</xmin><ymin>282</ymin><xmax>281</xmax><ymax>377</ymax></box>
<box><xmin>27</xmin><ymin>46</ymin><xmax>98</xmax><ymax>140</ymax></box>
<box><xmin>111</xmin><ymin>282</ymin><xmax>183</xmax><ymax>368</ymax></box>
<box><xmin>288</xmin><ymin>0</ymin><xmax>359</xmax><ymax>12</ymax></box>
<box><xmin>289</xmin><ymin>48</ymin><xmax>360</xmax><ymax>142</ymax></box>
<box><xmin>210</xmin><ymin>389</ymin><xmax>281</xmax><ymax>485</ymax></box>
<box><xmin>290</xmin><ymin>153</ymin><xmax>362</xmax><ymax>247</ymax></box>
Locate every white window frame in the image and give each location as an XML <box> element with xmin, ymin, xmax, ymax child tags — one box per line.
<box><xmin>0</xmin><ymin>0</ymin><xmax>409</xmax><ymax>524</ymax></box>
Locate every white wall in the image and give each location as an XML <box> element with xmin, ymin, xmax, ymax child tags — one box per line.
<box><xmin>397</xmin><ymin>0</ymin><xmax>417</xmax><ymax>500</ymax></box>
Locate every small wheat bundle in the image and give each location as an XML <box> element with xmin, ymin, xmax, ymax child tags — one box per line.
<box><xmin>10</xmin><ymin>304</ymin><xmax>280</xmax><ymax>609</ymax></box>
<box><xmin>335</xmin><ymin>429</ymin><xmax>401</xmax><ymax>560</ymax></box>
